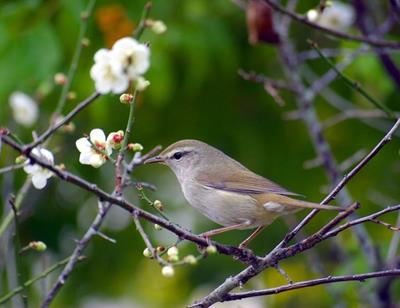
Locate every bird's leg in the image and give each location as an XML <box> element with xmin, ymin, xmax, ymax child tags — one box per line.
<box><xmin>238</xmin><ymin>225</ymin><xmax>266</xmax><ymax>249</ymax></box>
<box><xmin>200</xmin><ymin>221</ymin><xmax>251</xmax><ymax>239</ymax></box>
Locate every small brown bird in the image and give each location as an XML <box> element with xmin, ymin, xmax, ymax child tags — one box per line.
<box><xmin>145</xmin><ymin>140</ymin><xmax>341</xmax><ymax>248</ymax></box>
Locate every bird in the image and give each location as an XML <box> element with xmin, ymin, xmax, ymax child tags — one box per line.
<box><xmin>145</xmin><ymin>139</ymin><xmax>342</xmax><ymax>248</ymax></box>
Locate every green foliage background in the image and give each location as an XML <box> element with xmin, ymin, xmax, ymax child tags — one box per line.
<box><xmin>0</xmin><ymin>0</ymin><xmax>399</xmax><ymax>307</ymax></box>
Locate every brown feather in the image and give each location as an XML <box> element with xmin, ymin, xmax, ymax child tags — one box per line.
<box><xmin>253</xmin><ymin>193</ymin><xmax>343</xmax><ymax>211</ymax></box>
<box><xmin>196</xmin><ymin>166</ymin><xmax>300</xmax><ymax>196</ymax></box>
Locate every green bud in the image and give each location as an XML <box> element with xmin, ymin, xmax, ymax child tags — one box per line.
<box><xmin>29</xmin><ymin>241</ymin><xmax>47</xmax><ymax>252</ymax></box>
<box><xmin>183</xmin><ymin>255</ymin><xmax>197</xmax><ymax>265</ymax></box>
<box><xmin>154</xmin><ymin>200</ymin><xmax>164</xmax><ymax>211</ymax></box>
<box><xmin>15</xmin><ymin>155</ymin><xmax>26</xmax><ymax>164</ymax></box>
<box><xmin>154</xmin><ymin>224</ymin><xmax>162</xmax><ymax>231</ymax></box>
<box><xmin>168</xmin><ymin>255</ymin><xmax>179</xmax><ymax>262</ymax></box>
<box><xmin>167</xmin><ymin>246</ymin><xmax>179</xmax><ymax>257</ymax></box>
<box><xmin>206</xmin><ymin>245</ymin><xmax>217</xmax><ymax>254</ymax></box>
<box><xmin>128</xmin><ymin>143</ymin><xmax>144</xmax><ymax>152</ymax></box>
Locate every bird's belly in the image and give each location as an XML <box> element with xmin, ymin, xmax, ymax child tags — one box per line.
<box><xmin>181</xmin><ymin>182</ymin><xmax>278</xmax><ymax>228</ymax></box>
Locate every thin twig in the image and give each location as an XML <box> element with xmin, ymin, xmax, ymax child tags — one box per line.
<box><xmin>0</xmin><ymin>179</ymin><xmax>31</xmax><ymax>238</ymax></box>
<box><xmin>309</xmin><ymin>41</ymin><xmax>394</xmax><ymax>118</ymax></box>
<box><xmin>8</xmin><ymin>195</ymin><xmax>28</xmax><ymax>308</ymax></box>
<box><xmin>1</xmin><ymin>135</ymin><xmax>260</xmax><ymax>265</ymax></box>
<box><xmin>302</xmin><ymin>67</ymin><xmax>400</xmax><ymax>137</ymax></box>
<box><xmin>133</xmin><ymin>2</ymin><xmax>153</xmax><ymax>38</ymax></box>
<box><xmin>41</xmin><ymin>200</ymin><xmax>111</xmax><ymax>307</ymax></box>
<box><xmin>238</xmin><ymin>69</ymin><xmax>292</xmax><ymax>90</ymax></box>
<box><xmin>262</xmin><ymin>0</ymin><xmax>400</xmax><ymax>49</ymax></box>
<box><xmin>53</xmin><ymin>0</ymin><xmax>97</xmax><ymax>116</ymax></box>
<box><xmin>387</xmin><ymin>211</ymin><xmax>400</xmax><ymax>261</ymax></box>
<box><xmin>0</xmin><ymin>256</ymin><xmax>84</xmax><ymax>305</ymax></box>
<box><xmin>338</xmin><ymin>149</ymin><xmax>367</xmax><ymax>172</ymax></box>
<box><xmin>323</xmin><ymin>110</ymin><xmax>391</xmax><ymax>129</ymax></box>
<box><xmin>222</xmin><ymin>269</ymin><xmax>400</xmax><ymax>301</ymax></box>
<box><xmin>115</xmin><ymin>90</ymin><xmax>137</xmax><ymax>195</ymax></box>
<box><xmin>188</xmin><ymin>204</ymin><xmax>360</xmax><ymax>307</ymax></box>
<box><xmin>132</xmin><ymin>211</ymin><xmax>168</xmax><ymax>266</ymax></box>
<box><xmin>0</xmin><ymin>163</ymin><xmax>25</xmax><ymax>174</ymax></box>
<box><xmin>276</xmin><ymin>117</ymin><xmax>400</xmax><ymax>249</ymax></box>
<box><xmin>324</xmin><ymin>204</ymin><xmax>400</xmax><ymax>238</ymax></box>
<box><xmin>24</xmin><ymin>92</ymin><xmax>100</xmax><ymax>153</ymax></box>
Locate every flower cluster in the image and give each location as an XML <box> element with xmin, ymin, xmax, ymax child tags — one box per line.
<box><xmin>307</xmin><ymin>1</ymin><xmax>355</xmax><ymax>32</ymax></box>
<box><xmin>75</xmin><ymin>128</ymin><xmax>138</xmax><ymax>168</ymax></box>
<box><xmin>90</xmin><ymin>37</ymin><xmax>150</xmax><ymax>94</ymax></box>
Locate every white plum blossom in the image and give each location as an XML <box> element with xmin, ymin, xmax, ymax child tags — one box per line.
<box><xmin>9</xmin><ymin>92</ymin><xmax>39</xmax><ymax>127</ymax></box>
<box><xmin>76</xmin><ymin>129</ymin><xmax>112</xmax><ymax>168</ymax></box>
<box><xmin>90</xmin><ymin>49</ymin><xmax>129</xmax><ymax>94</ymax></box>
<box><xmin>308</xmin><ymin>1</ymin><xmax>355</xmax><ymax>31</ymax></box>
<box><xmin>90</xmin><ymin>37</ymin><xmax>150</xmax><ymax>95</ymax></box>
<box><xmin>110</xmin><ymin>37</ymin><xmax>150</xmax><ymax>80</ymax></box>
<box><xmin>23</xmin><ymin>148</ymin><xmax>54</xmax><ymax>189</ymax></box>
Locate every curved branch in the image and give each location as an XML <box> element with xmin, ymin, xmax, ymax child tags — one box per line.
<box><xmin>0</xmin><ymin>135</ymin><xmax>260</xmax><ymax>266</ymax></box>
<box><xmin>263</xmin><ymin>0</ymin><xmax>400</xmax><ymax>49</ymax></box>
<box><xmin>223</xmin><ymin>269</ymin><xmax>400</xmax><ymax>301</ymax></box>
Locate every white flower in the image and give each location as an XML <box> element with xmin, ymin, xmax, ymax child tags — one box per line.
<box><xmin>23</xmin><ymin>148</ymin><xmax>54</xmax><ymax>189</ymax></box>
<box><xmin>75</xmin><ymin>129</ymin><xmax>112</xmax><ymax>168</ymax></box>
<box><xmin>312</xmin><ymin>1</ymin><xmax>355</xmax><ymax>31</ymax></box>
<box><xmin>110</xmin><ymin>37</ymin><xmax>150</xmax><ymax>80</ymax></box>
<box><xmin>90</xmin><ymin>49</ymin><xmax>129</xmax><ymax>94</ymax></box>
<box><xmin>9</xmin><ymin>92</ymin><xmax>39</xmax><ymax>127</ymax></box>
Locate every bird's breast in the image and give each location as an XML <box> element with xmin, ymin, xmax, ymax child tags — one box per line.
<box><xmin>180</xmin><ymin>180</ymin><xmax>279</xmax><ymax>228</ymax></box>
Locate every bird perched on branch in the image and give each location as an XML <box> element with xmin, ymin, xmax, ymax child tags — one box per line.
<box><xmin>145</xmin><ymin>140</ymin><xmax>342</xmax><ymax>248</ymax></box>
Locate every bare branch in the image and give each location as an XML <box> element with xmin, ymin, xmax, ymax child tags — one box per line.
<box><xmin>0</xmin><ymin>135</ymin><xmax>260</xmax><ymax>265</ymax></box>
<box><xmin>223</xmin><ymin>269</ymin><xmax>400</xmax><ymax>301</ymax></box>
<box><xmin>262</xmin><ymin>0</ymin><xmax>400</xmax><ymax>48</ymax></box>
<box><xmin>0</xmin><ymin>163</ymin><xmax>25</xmax><ymax>174</ymax></box>
<box><xmin>324</xmin><ymin>205</ymin><xmax>400</xmax><ymax>238</ymax></box>
<box><xmin>41</xmin><ymin>200</ymin><xmax>112</xmax><ymax>307</ymax></box>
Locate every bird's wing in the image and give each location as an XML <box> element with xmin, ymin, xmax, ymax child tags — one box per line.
<box><xmin>196</xmin><ymin>168</ymin><xmax>301</xmax><ymax>197</ymax></box>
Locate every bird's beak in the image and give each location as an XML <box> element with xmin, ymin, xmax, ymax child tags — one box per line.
<box><xmin>144</xmin><ymin>155</ymin><xmax>165</xmax><ymax>164</ymax></box>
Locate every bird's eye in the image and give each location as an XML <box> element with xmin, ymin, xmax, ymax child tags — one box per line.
<box><xmin>172</xmin><ymin>152</ymin><xmax>183</xmax><ymax>160</ymax></box>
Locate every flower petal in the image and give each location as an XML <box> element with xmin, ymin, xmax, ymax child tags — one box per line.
<box><xmin>89</xmin><ymin>154</ymin><xmax>105</xmax><ymax>168</ymax></box>
<box><xmin>94</xmin><ymin>48</ymin><xmax>110</xmax><ymax>63</ymax></box>
<box><xmin>32</xmin><ymin>173</ymin><xmax>48</xmax><ymax>189</ymax></box>
<box><xmin>76</xmin><ymin>138</ymin><xmax>91</xmax><ymax>153</ymax></box>
<box><xmin>23</xmin><ymin>163</ymin><xmax>40</xmax><ymax>174</ymax></box>
<box><xmin>39</xmin><ymin>148</ymin><xmax>54</xmax><ymax>164</ymax></box>
<box><xmin>79</xmin><ymin>152</ymin><xmax>93</xmax><ymax>165</ymax></box>
<box><xmin>90</xmin><ymin>129</ymin><xmax>106</xmax><ymax>143</ymax></box>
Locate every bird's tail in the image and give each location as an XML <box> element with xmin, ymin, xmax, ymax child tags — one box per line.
<box><xmin>268</xmin><ymin>194</ymin><xmax>343</xmax><ymax>211</ymax></box>
<box><xmin>285</xmin><ymin>199</ymin><xmax>343</xmax><ymax>211</ymax></box>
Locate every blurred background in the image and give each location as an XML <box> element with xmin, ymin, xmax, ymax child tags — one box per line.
<box><xmin>0</xmin><ymin>0</ymin><xmax>400</xmax><ymax>307</ymax></box>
